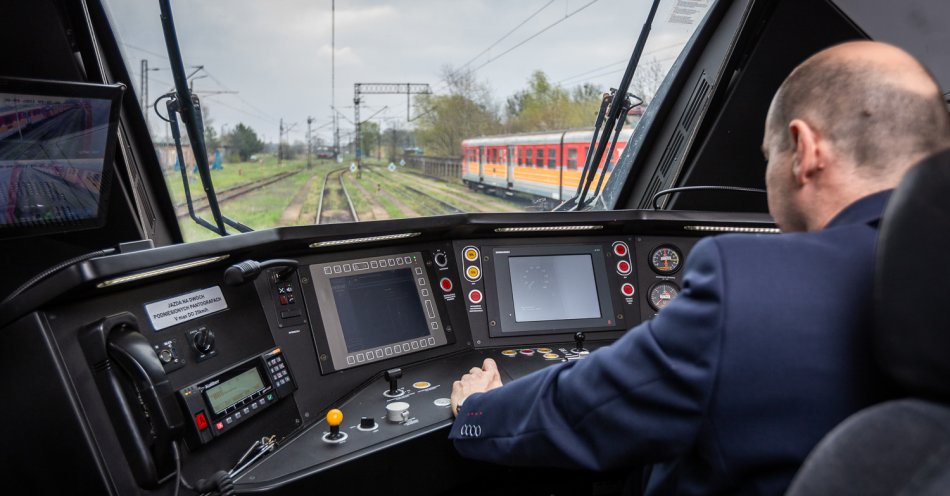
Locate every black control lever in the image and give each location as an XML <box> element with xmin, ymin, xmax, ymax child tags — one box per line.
<box><xmin>384</xmin><ymin>368</ymin><xmax>403</xmax><ymax>397</ymax></box>
<box><xmin>573</xmin><ymin>332</ymin><xmax>587</xmax><ymax>354</ymax></box>
<box><xmin>224</xmin><ymin>258</ymin><xmax>298</xmax><ymax>286</ymax></box>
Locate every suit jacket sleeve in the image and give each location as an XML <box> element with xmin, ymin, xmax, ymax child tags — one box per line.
<box><xmin>449</xmin><ymin>237</ymin><xmax>726</xmax><ymax>471</ymax></box>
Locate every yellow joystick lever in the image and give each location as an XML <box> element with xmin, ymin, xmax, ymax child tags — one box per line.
<box><xmin>326</xmin><ymin>409</ymin><xmax>344</xmax><ymax>440</ymax></box>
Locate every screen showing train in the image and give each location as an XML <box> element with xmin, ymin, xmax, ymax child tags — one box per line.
<box><xmin>309</xmin><ymin>252</ymin><xmax>451</xmax><ymax>372</ymax></box>
<box><xmin>491</xmin><ymin>244</ymin><xmax>616</xmax><ymax>336</ymax></box>
<box><xmin>0</xmin><ymin>86</ymin><xmax>118</xmax><ymax>234</ymax></box>
<box><xmin>508</xmin><ymin>255</ymin><xmax>601</xmax><ymax>322</ymax></box>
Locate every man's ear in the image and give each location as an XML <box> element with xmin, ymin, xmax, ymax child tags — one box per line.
<box><xmin>788</xmin><ymin>119</ymin><xmax>821</xmax><ymax>186</ymax></box>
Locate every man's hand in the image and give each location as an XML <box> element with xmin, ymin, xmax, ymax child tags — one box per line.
<box><xmin>451</xmin><ymin>358</ymin><xmax>503</xmax><ymax>417</ymax></box>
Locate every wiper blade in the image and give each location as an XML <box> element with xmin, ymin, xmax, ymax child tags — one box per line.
<box><xmin>569</xmin><ymin>0</ymin><xmax>662</xmax><ymax>211</ymax></box>
<box><xmin>158</xmin><ymin>0</ymin><xmax>250</xmax><ymax>235</ymax></box>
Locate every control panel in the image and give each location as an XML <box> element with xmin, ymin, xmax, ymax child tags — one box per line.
<box><xmin>455</xmin><ymin>237</ymin><xmax>641</xmax><ymax>348</ymax></box>
<box><xmin>178</xmin><ymin>347</ymin><xmax>297</xmax><ymax>447</ymax></box>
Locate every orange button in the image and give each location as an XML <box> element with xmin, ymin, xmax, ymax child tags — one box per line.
<box><xmin>326</xmin><ymin>408</ymin><xmax>343</xmax><ymax>427</ymax></box>
<box><xmin>464</xmin><ymin>248</ymin><xmax>479</xmax><ymax>261</ymax></box>
<box><xmin>466</xmin><ymin>266</ymin><xmax>481</xmax><ymax>279</ymax></box>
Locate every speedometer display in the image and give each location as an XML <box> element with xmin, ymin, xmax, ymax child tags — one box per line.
<box><xmin>649</xmin><ymin>245</ymin><xmax>682</xmax><ymax>275</ymax></box>
<box><xmin>648</xmin><ymin>282</ymin><xmax>680</xmax><ymax>311</ymax></box>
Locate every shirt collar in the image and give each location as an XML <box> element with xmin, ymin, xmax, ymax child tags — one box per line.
<box><xmin>825</xmin><ymin>189</ymin><xmax>893</xmax><ymax>229</ymax></box>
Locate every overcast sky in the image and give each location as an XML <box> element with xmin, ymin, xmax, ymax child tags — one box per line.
<box><xmin>104</xmin><ymin>0</ymin><xmax>709</xmax><ymax>144</ymax></box>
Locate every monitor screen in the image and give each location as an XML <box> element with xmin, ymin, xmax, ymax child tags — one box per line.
<box><xmin>309</xmin><ymin>252</ymin><xmax>450</xmax><ymax>372</ymax></box>
<box><xmin>490</xmin><ymin>244</ymin><xmax>616</xmax><ymax>336</ymax></box>
<box><xmin>331</xmin><ymin>268</ymin><xmax>430</xmax><ymax>352</ymax></box>
<box><xmin>508</xmin><ymin>255</ymin><xmax>602</xmax><ymax>322</ymax></box>
<box><xmin>0</xmin><ymin>78</ymin><xmax>123</xmax><ymax>238</ymax></box>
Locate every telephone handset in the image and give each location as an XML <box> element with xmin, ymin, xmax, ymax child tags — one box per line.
<box><xmin>80</xmin><ymin>312</ymin><xmax>184</xmax><ymax>488</ymax></box>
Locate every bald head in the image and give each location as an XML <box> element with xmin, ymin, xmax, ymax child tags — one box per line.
<box><xmin>766</xmin><ymin>41</ymin><xmax>950</xmax><ymax>177</ymax></box>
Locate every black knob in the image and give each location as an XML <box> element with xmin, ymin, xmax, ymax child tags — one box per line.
<box><xmin>360</xmin><ymin>417</ymin><xmax>377</xmax><ymax>430</ymax></box>
<box><xmin>434</xmin><ymin>253</ymin><xmax>448</xmax><ymax>267</ymax></box>
<box><xmin>193</xmin><ymin>328</ymin><xmax>215</xmax><ymax>354</ymax></box>
<box><xmin>384</xmin><ymin>368</ymin><xmax>403</xmax><ymax>396</ymax></box>
<box><xmin>573</xmin><ymin>332</ymin><xmax>586</xmax><ymax>352</ymax></box>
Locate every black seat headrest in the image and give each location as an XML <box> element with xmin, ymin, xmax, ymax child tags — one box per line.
<box><xmin>874</xmin><ymin>147</ymin><xmax>950</xmax><ymax>400</ymax></box>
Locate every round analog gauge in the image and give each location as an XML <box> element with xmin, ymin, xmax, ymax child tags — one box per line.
<box><xmin>648</xmin><ymin>282</ymin><xmax>680</xmax><ymax>311</ymax></box>
<box><xmin>650</xmin><ymin>245</ymin><xmax>682</xmax><ymax>275</ymax></box>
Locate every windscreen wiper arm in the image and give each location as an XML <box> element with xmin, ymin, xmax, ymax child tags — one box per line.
<box><xmin>563</xmin><ymin>0</ymin><xmax>662</xmax><ymax>212</ymax></box>
<box><xmin>158</xmin><ymin>0</ymin><xmax>250</xmax><ymax>235</ymax></box>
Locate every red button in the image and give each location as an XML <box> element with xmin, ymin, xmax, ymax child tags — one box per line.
<box><xmin>195</xmin><ymin>412</ymin><xmax>209</xmax><ymax>431</ymax></box>
<box><xmin>621</xmin><ymin>283</ymin><xmax>635</xmax><ymax>296</ymax></box>
<box><xmin>279</xmin><ymin>295</ymin><xmax>289</xmax><ymax>305</ymax></box>
<box><xmin>440</xmin><ymin>278</ymin><xmax>453</xmax><ymax>292</ymax></box>
<box><xmin>215</xmin><ymin>421</ymin><xmax>224</xmax><ymax>430</ymax></box>
<box><xmin>617</xmin><ymin>260</ymin><xmax>631</xmax><ymax>274</ymax></box>
<box><xmin>468</xmin><ymin>289</ymin><xmax>483</xmax><ymax>303</ymax></box>
<box><xmin>613</xmin><ymin>243</ymin><xmax>628</xmax><ymax>256</ymax></box>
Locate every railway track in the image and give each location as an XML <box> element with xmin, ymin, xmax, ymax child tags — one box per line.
<box><xmin>174</xmin><ymin>170</ymin><xmax>298</xmax><ymax>219</ymax></box>
<box><xmin>317</xmin><ymin>167</ymin><xmax>358</xmax><ymax>224</ymax></box>
<box><xmin>362</xmin><ymin>167</ymin><xmax>462</xmax><ymax>216</ymax></box>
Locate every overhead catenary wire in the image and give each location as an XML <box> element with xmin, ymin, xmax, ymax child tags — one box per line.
<box><xmin>434</xmin><ymin>0</ymin><xmax>600</xmax><ymax>95</ymax></box>
<box><xmin>455</xmin><ymin>0</ymin><xmax>555</xmax><ymax>74</ymax></box>
<box><xmin>468</xmin><ymin>0</ymin><xmax>601</xmax><ymax>74</ymax></box>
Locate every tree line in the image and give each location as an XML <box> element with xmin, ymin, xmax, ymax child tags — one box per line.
<box><xmin>414</xmin><ymin>59</ymin><xmax>666</xmax><ymax>157</ymax></box>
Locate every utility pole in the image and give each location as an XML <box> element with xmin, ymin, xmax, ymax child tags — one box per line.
<box><xmin>331</xmin><ymin>0</ymin><xmax>338</xmax><ymax>160</ymax></box>
<box><xmin>140</xmin><ymin>59</ymin><xmax>160</xmax><ymax>128</ymax></box>
<box><xmin>306</xmin><ymin>116</ymin><xmax>314</xmax><ymax>169</ymax></box>
<box><xmin>278</xmin><ymin>118</ymin><xmax>284</xmax><ymax>165</ymax></box>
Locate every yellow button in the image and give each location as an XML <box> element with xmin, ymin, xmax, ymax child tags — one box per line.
<box><xmin>537</xmin><ymin>348</ymin><xmax>552</xmax><ymax>353</ymax></box>
<box><xmin>413</xmin><ymin>381</ymin><xmax>431</xmax><ymax>389</ymax></box>
<box><xmin>501</xmin><ymin>349</ymin><xmax>517</xmax><ymax>357</ymax></box>
<box><xmin>543</xmin><ymin>353</ymin><xmax>559</xmax><ymax>359</ymax></box>
<box><xmin>464</xmin><ymin>248</ymin><xmax>479</xmax><ymax>261</ymax></box>
<box><xmin>326</xmin><ymin>408</ymin><xmax>343</xmax><ymax>427</ymax></box>
<box><xmin>466</xmin><ymin>266</ymin><xmax>480</xmax><ymax>279</ymax></box>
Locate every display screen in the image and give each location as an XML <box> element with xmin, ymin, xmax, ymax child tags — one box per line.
<box><xmin>331</xmin><ymin>267</ymin><xmax>429</xmax><ymax>352</ymax></box>
<box><xmin>508</xmin><ymin>255</ymin><xmax>602</xmax><ymax>322</ymax></box>
<box><xmin>0</xmin><ymin>79</ymin><xmax>123</xmax><ymax>237</ymax></box>
<box><xmin>490</xmin><ymin>244</ymin><xmax>617</xmax><ymax>337</ymax></box>
<box><xmin>204</xmin><ymin>367</ymin><xmax>265</xmax><ymax>415</ymax></box>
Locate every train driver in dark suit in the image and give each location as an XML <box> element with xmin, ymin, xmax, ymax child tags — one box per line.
<box><xmin>448</xmin><ymin>41</ymin><xmax>950</xmax><ymax>495</ymax></box>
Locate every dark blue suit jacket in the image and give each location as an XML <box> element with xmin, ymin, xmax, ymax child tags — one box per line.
<box><xmin>450</xmin><ymin>191</ymin><xmax>891</xmax><ymax>495</ymax></box>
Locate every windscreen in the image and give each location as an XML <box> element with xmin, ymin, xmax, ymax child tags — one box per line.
<box><xmin>508</xmin><ymin>255</ymin><xmax>601</xmax><ymax>322</ymax></box>
<box><xmin>0</xmin><ymin>92</ymin><xmax>114</xmax><ymax>232</ymax></box>
<box><xmin>104</xmin><ymin>0</ymin><xmax>711</xmax><ymax>241</ymax></box>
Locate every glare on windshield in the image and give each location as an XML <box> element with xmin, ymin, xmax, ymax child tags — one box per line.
<box><xmin>105</xmin><ymin>0</ymin><xmax>710</xmax><ymax>241</ymax></box>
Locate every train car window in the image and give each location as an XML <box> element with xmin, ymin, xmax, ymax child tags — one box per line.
<box><xmin>534</xmin><ymin>148</ymin><xmax>543</xmax><ymax>167</ymax></box>
<box><xmin>547</xmin><ymin>148</ymin><xmax>556</xmax><ymax>169</ymax></box>
<box><xmin>567</xmin><ymin>148</ymin><xmax>578</xmax><ymax>168</ymax></box>
<box><xmin>525</xmin><ymin>148</ymin><xmax>533</xmax><ymax>166</ymax></box>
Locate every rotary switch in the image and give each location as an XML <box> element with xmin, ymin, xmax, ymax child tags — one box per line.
<box><xmin>193</xmin><ymin>327</ymin><xmax>215</xmax><ymax>354</ymax></box>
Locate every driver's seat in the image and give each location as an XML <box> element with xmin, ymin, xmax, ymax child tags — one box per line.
<box><xmin>786</xmin><ymin>147</ymin><xmax>950</xmax><ymax>495</ymax></box>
